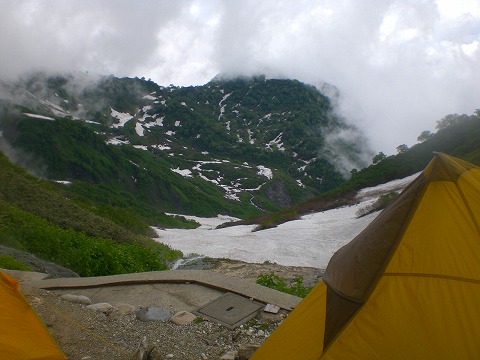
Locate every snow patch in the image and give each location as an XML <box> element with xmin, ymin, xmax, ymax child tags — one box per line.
<box><xmin>135</xmin><ymin>122</ymin><xmax>145</xmax><ymax>137</ymax></box>
<box><xmin>257</xmin><ymin>165</ymin><xmax>273</xmax><ymax>180</ymax></box>
<box><xmin>172</xmin><ymin>168</ymin><xmax>193</xmax><ymax>177</ymax></box>
<box><xmin>106</xmin><ymin>137</ymin><xmax>130</xmax><ymax>145</ymax></box>
<box><xmin>110</xmin><ymin>108</ymin><xmax>133</xmax><ymax>128</ymax></box>
<box><xmin>143</xmin><ymin>94</ymin><xmax>157</xmax><ymax>100</ymax></box>
<box><xmin>152</xmin><ymin>144</ymin><xmax>171</xmax><ymax>150</ymax></box>
<box><xmin>154</xmin><ymin>174</ymin><xmax>417</xmax><ymax>268</ymax></box>
<box><xmin>23</xmin><ymin>113</ymin><xmax>55</xmax><ymax>121</ymax></box>
<box><xmin>266</xmin><ymin>132</ymin><xmax>285</xmax><ymax>151</ymax></box>
<box><xmin>218</xmin><ymin>92</ymin><xmax>232</xmax><ymax>120</ymax></box>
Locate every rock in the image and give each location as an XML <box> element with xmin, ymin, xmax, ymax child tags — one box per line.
<box><xmin>238</xmin><ymin>343</ymin><xmax>259</xmax><ymax>359</ymax></box>
<box><xmin>114</xmin><ymin>303</ymin><xmax>137</xmax><ymax>316</ymax></box>
<box><xmin>219</xmin><ymin>350</ymin><xmax>238</xmax><ymax>360</ymax></box>
<box><xmin>29</xmin><ymin>296</ymin><xmax>43</xmax><ymax>305</ymax></box>
<box><xmin>201</xmin><ymin>353</ymin><xmax>208</xmax><ymax>360</ymax></box>
<box><xmin>131</xmin><ymin>337</ymin><xmax>148</xmax><ymax>360</ymax></box>
<box><xmin>264</xmin><ymin>304</ymin><xmax>280</xmax><ymax>314</ymax></box>
<box><xmin>170</xmin><ymin>311</ymin><xmax>197</xmax><ymax>326</ymax></box>
<box><xmin>255</xmin><ymin>330</ymin><xmax>265</xmax><ymax>337</ymax></box>
<box><xmin>135</xmin><ymin>307</ymin><xmax>171</xmax><ymax>322</ymax></box>
<box><xmin>60</xmin><ymin>294</ymin><xmax>91</xmax><ymax>305</ymax></box>
<box><xmin>86</xmin><ymin>303</ymin><xmax>114</xmax><ymax>313</ymax></box>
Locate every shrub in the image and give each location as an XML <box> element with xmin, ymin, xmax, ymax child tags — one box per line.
<box><xmin>256</xmin><ymin>272</ymin><xmax>316</xmax><ymax>298</ymax></box>
<box><xmin>356</xmin><ymin>191</ymin><xmax>399</xmax><ymax>218</ymax></box>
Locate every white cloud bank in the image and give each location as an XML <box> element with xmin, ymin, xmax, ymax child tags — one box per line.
<box><xmin>1</xmin><ymin>0</ymin><xmax>479</xmax><ymax>154</ymax></box>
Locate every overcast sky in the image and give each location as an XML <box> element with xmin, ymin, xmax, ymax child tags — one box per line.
<box><xmin>1</xmin><ymin>0</ymin><xmax>479</xmax><ymax>154</ymax></box>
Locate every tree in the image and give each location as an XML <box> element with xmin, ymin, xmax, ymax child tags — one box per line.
<box><xmin>372</xmin><ymin>152</ymin><xmax>387</xmax><ymax>164</ymax></box>
<box><xmin>436</xmin><ymin>114</ymin><xmax>461</xmax><ymax>130</ymax></box>
<box><xmin>417</xmin><ymin>130</ymin><xmax>433</xmax><ymax>142</ymax></box>
<box><xmin>396</xmin><ymin>144</ymin><xmax>409</xmax><ymax>154</ymax></box>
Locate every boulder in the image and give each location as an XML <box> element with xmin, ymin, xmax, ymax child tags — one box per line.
<box><xmin>86</xmin><ymin>303</ymin><xmax>114</xmax><ymax>313</ymax></box>
<box><xmin>135</xmin><ymin>307</ymin><xmax>171</xmax><ymax>322</ymax></box>
<box><xmin>219</xmin><ymin>350</ymin><xmax>238</xmax><ymax>360</ymax></box>
<box><xmin>170</xmin><ymin>311</ymin><xmax>197</xmax><ymax>326</ymax></box>
<box><xmin>238</xmin><ymin>343</ymin><xmax>260</xmax><ymax>359</ymax></box>
<box><xmin>60</xmin><ymin>294</ymin><xmax>91</xmax><ymax>305</ymax></box>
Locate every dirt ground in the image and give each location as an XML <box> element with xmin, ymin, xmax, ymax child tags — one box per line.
<box><xmin>21</xmin><ymin>259</ymin><xmax>323</xmax><ymax>360</ymax></box>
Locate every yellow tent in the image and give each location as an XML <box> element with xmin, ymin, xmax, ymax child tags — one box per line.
<box><xmin>0</xmin><ymin>271</ymin><xmax>66</xmax><ymax>359</ymax></box>
<box><xmin>252</xmin><ymin>153</ymin><xmax>480</xmax><ymax>359</ymax></box>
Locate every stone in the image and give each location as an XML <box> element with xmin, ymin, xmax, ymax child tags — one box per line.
<box><xmin>60</xmin><ymin>294</ymin><xmax>91</xmax><ymax>305</ymax></box>
<box><xmin>263</xmin><ymin>304</ymin><xmax>280</xmax><ymax>314</ymax></box>
<box><xmin>201</xmin><ymin>353</ymin><xmax>208</xmax><ymax>360</ymax></box>
<box><xmin>135</xmin><ymin>307</ymin><xmax>171</xmax><ymax>322</ymax></box>
<box><xmin>86</xmin><ymin>303</ymin><xmax>114</xmax><ymax>313</ymax></box>
<box><xmin>238</xmin><ymin>343</ymin><xmax>260</xmax><ymax>360</ymax></box>
<box><xmin>219</xmin><ymin>350</ymin><xmax>238</xmax><ymax>360</ymax></box>
<box><xmin>114</xmin><ymin>303</ymin><xmax>136</xmax><ymax>316</ymax></box>
<box><xmin>170</xmin><ymin>311</ymin><xmax>197</xmax><ymax>326</ymax></box>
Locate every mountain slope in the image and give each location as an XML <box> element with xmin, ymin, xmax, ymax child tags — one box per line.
<box><xmin>0</xmin><ymin>73</ymin><xmax>370</xmax><ymax>219</ymax></box>
<box><xmin>0</xmin><ymin>152</ymin><xmax>181</xmax><ymax>276</ymax></box>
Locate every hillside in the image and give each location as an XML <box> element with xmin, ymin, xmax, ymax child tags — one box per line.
<box><xmin>0</xmin><ymin>73</ymin><xmax>370</xmax><ymax>222</ymax></box>
<box><xmin>235</xmin><ymin>110</ymin><xmax>480</xmax><ymax>229</ymax></box>
<box><xmin>0</xmin><ymin>152</ymin><xmax>181</xmax><ymax>276</ymax></box>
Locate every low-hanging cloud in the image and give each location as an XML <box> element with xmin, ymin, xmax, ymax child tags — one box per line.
<box><xmin>1</xmin><ymin>0</ymin><xmax>479</xmax><ymax>154</ymax></box>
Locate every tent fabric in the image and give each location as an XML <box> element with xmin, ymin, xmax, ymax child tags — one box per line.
<box><xmin>0</xmin><ymin>271</ymin><xmax>66</xmax><ymax>359</ymax></box>
<box><xmin>252</xmin><ymin>153</ymin><xmax>480</xmax><ymax>359</ymax></box>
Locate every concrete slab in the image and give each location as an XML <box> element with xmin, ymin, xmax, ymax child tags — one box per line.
<box><xmin>195</xmin><ymin>293</ymin><xmax>263</xmax><ymax>329</ymax></box>
<box><xmin>23</xmin><ymin>270</ymin><xmax>301</xmax><ymax>310</ymax></box>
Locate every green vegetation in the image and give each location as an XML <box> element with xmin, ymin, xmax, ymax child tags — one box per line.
<box><xmin>0</xmin><ymin>203</ymin><xmax>170</xmax><ymax>276</ymax></box>
<box><xmin>256</xmin><ymin>272</ymin><xmax>316</xmax><ymax>298</ymax></box>
<box><xmin>355</xmin><ymin>191</ymin><xmax>399</xmax><ymax>218</ymax></box>
<box><xmin>0</xmin><ymin>254</ymin><xmax>33</xmax><ymax>271</ymax></box>
<box><xmin>0</xmin><ymin>152</ymin><xmax>181</xmax><ymax>276</ymax></box>
<box><xmin>2</xmin><ymin>73</ymin><xmax>368</xmax><ymax>218</ymax></box>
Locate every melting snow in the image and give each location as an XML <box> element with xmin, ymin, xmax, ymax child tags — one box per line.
<box><xmin>152</xmin><ymin>144</ymin><xmax>171</xmax><ymax>150</ymax></box>
<box><xmin>266</xmin><ymin>133</ymin><xmax>285</xmax><ymax>151</ymax></box>
<box><xmin>172</xmin><ymin>168</ymin><xmax>193</xmax><ymax>177</ymax></box>
<box><xmin>23</xmin><ymin>113</ymin><xmax>55</xmax><ymax>121</ymax></box>
<box><xmin>133</xmin><ymin>145</ymin><xmax>148</xmax><ymax>151</ymax></box>
<box><xmin>257</xmin><ymin>165</ymin><xmax>273</xmax><ymax>180</ymax></box>
<box><xmin>218</xmin><ymin>92</ymin><xmax>232</xmax><ymax>120</ymax></box>
<box><xmin>110</xmin><ymin>108</ymin><xmax>133</xmax><ymax>128</ymax></box>
<box><xmin>135</xmin><ymin>122</ymin><xmax>145</xmax><ymax>137</ymax></box>
<box><xmin>106</xmin><ymin>137</ymin><xmax>130</xmax><ymax>145</ymax></box>
<box><xmin>154</xmin><ymin>174</ymin><xmax>417</xmax><ymax>269</ymax></box>
<box><xmin>143</xmin><ymin>94</ymin><xmax>157</xmax><ymax>100</ymax></box>
<box><xmin>174</xmin><ymin>120</ymin><xmax>181</xmax><ymax>127</ymax></box>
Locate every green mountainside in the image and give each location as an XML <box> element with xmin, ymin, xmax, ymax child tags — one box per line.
<box><xmin>240</xmin><ymin>111</ymin><xmax>480</xmax><ymax>229</ymax></box>
<box><xmin>1</xmin><ymin>72</ymin><xmax>478</xmax><ymax>277</ymax></box>
<box><xmin>0</xmin><ymin>73</ymin><xmax>370</xmax><ymax>221</ymax></box>
<box><xmin>0</xmin><ymin>152</ymin><xmax>181</xmax><ymax>276</ymax></box>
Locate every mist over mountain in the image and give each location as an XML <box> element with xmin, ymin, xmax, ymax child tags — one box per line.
<box><xmin>0</xmin><ymin>72</ymin><xmax>372</xmax><ymax>218</ymax></box>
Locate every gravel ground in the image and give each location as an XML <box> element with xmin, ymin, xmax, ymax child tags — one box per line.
<box><xmin>21</xmin><ymin>260</ymin><xmax>322</xmax><ymax>360</ymax></box>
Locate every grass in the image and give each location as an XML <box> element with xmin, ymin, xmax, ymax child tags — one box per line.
<box><xmin>0</xmin><ymin>152</ymin><xmax>182</xmax><ymax>276</ymax></box>
<box><xmin>256</xmin><ymin>272</ymin><xmax>317</xmax><ymax>298</ymax></box>
<box><xmin>0</xmin><ymin>254</ymin><xmax>33</xmax><ymax>271</ymax></box>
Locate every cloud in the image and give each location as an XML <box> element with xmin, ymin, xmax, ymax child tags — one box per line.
<box><xmin>1</xmin><ymin>0</ymin><xmax>479</xmax><ymax>154</ymax></box>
